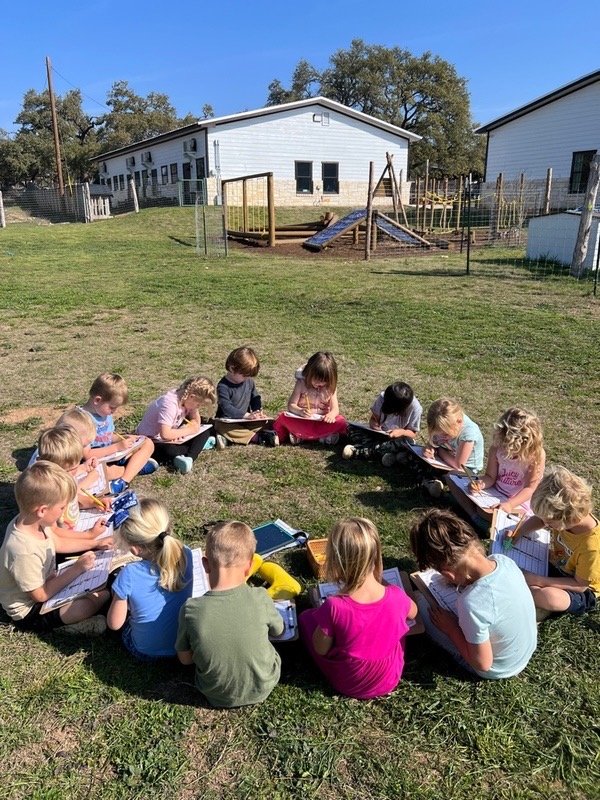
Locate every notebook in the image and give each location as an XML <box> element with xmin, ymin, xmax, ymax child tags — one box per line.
<box><xmin>410</xmin><ymin>569</ymin><xmax>460</xmax><ymax>614</ymax></box>
<box><xmin>446</xmin><ymin>474</ymin><xmax>526</xmax><ymax>512</ymax></box>
<box><xmin>96</xmin><ymin>435</ymin><xmax>145</xmax><ymax>464</ymax></box>
<box><xmin>403</xmin><ymin>442</ymin><xmax>456</xmax><ymax>472</ymax></box>
<box><xmin>253</xmin><ymin>519</ymin><xmax>308</xmax><ymax>557</ymax></box>
<box><xmin>41</xmin><ymin>550</ymin><xmax>114</xmax><ymax>613</ymax></box>
<box><xmin>172</xmin><ymin>423</ymin><xmax>213</xmax><ymax>444</ymax></box>
<box><xmin>284</xmin><ymin>411</ymin><xmax>323</xmax><ymax>421</ymax></box>
<box><xmin>214</xmin><ymin>417</ymin><xmax>273</xmax><ymax>424</ymax></box>
<box><xmin>348</xmin><ymin>421</ymin><xmax>391</xmax><ymax>437</ymax></box>
<box><xmin>490</xmin><ymin>508</ymin><xmax>549</xmax><ymax>576</ymax></box>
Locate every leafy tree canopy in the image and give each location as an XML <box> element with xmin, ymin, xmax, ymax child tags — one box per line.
<box><xmin>267</xmin><ymin>40</ymin><xmax>484</xmax><ymax>176</ymax></box>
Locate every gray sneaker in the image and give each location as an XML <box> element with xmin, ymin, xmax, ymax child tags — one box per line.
<box><xmin>59</xmin><ymin>615</ymin><xmax>107</xmax><ymax>636</ymax></box>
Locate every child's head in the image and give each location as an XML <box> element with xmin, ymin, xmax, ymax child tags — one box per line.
<box><xmin>88</xmin><ymin>373</ymin><xmax>129</xmax><ymax>414</ymax></box>
<box><xmin>57</xmin><ymin>407</ymin><xmax>97</xmax><ymax>449</ymax></box>
<box><xmin>427</xmin><ymin>398</ymin><xmax>464</xmax><ymax>439</ymax></box>
<box><xmin>225</xmin><ymin>346</ymin><xmax>260</xmax><ymax>378</ymax></box>
<box><xmin>493</xmin><ymin>407</ymin><xmax>544</xmax><ymax>467</ymax></box>
<box><xmin>325</xmin><ymin>517</ymin><xmax>383</xmax><ymax>593</ymax></box>
<box><xmin>531</xmin><ymin>466</ymin><xmax>593</xmax><ymax>531</ymax></box>
<box><xmin>15</xmin><ymin>460</ymin><xmax>77</xmax><ymax>519</ymax></box>
<box><xmin>176</xmin><ymin>376</ymin><xmax>216</xmax><ymax>411</ymax></box>
<box><xmin>205</xmin><ymin>521</ymin><xmax>256</xmax><ymax>569</ymax></box>
<box><xmin>302</xmin><ymin>351</ymin><xmax>338</xmax><ymax>392</ymax></box>
<box><xmin>115</xmin><ymin>498</ymin><xmax>187</xmax><ymax>592</ymax></box>
<box><xmin>37</xmin><ymin>425</ymin><xmax>83</xmax><ymax>471</ymax></box>
<box><xmin>410</xmin><ymin>508</ymin><xmax>484</xmax><ymax>584</ymax></box>
<box><xmin>381</xmin><ymin>381</ymin><xmax>414</xmax><ymax>416</ymax></box>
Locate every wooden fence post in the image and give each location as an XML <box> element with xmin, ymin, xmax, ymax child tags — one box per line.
<box><xmin>0</xmin><ymin>191</ymin><xmax>5</xmax><ymax>228</ymax></box>
<box><xmin>267</xmin><ymin>173</ymin><xmax>275</xmax><ymax>247</ymax></box>
<box><xmin>129</xmin><ymin>177</ymin><xmax>139</xmax><ymax>213</ymax></box>
<box><xmin>571</xmin><ymin>152</ymin><xmax>600</xmax><ymax>277</ymax></box>
<box><xmin>543</xmin><ymin>168</ymin><xmax>552</xmax><ymax>215</ymax></box>
<box><xmin>365</xmin><ymin>161</ymin><xmax>374</xmax><ymax>261</ymax></box>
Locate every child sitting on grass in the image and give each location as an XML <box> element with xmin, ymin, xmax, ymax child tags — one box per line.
<box><xmin>300</xmin><ymin>517</ymin><xmax>417</xmax><ymax>699</ymax></box>
<box><xmin>137</xmin><ymin>376</ymin><xmax>216</xmax><ymax>474</ymax></box>
<box><xmin>80</xmin><ymin>372</ymin><xmax>157</xmax><ymax>493</ymax></box>
<box><xmin>0</xmin><ymin>461</ymin><xmax>110</xmax><ymax>634</ymax></box>
<box><xmin>273</xmin><ymin>351</ymin><xmax>347</xmax><ymax>446</ymax></box>
<box><xmin>515</xmin><ymin>466</ymin><xmax>599</xmax><ymax>616</ymax></box>
<box><xmin>213</xmin><ymin>346</ymin><xmax>277</xmax><ymax>448</ymax></box>
<box><xmin>107</xmin><ymin>497</ymin><xmax>193</xmax><ymax>660</ymax></box>
<box><xmin>410</xmin><ymin>508</ymin><xmax>537</xmax><ymax>679</ymax></box>
<box><xmin>176</xmin><ymin>521</ymin><xmax>284</xmax><ymax>707</ymax></box>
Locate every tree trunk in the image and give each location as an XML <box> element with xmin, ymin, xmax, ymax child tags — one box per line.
<box><xmin>571</xmin><ymin>153</ymin><xmax>600</xmax><ymax>277</ymax></box>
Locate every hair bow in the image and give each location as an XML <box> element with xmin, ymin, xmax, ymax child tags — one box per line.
<box><xmin>108</xmin><ymin>490</ymin><xmax>139</xmax><ymax>528</ymax></box>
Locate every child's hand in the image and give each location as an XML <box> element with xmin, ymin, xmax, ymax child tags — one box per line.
<box><xmin>322</xmin><ymin>411</ymin><xmax>336</xmax><ymax>424</ymax></box>
<box><xmin>423</xmin><ymin>446</ymin><xmax>436</xmax><ymax>460</ymax></box>
<box><xmin>248</xmin><ymin>410</ymin><xmax>266</xmax><ymax>420</ymax></box>
<box><xmin>499</xmin><ymin>500</ymin><xmax>515</xmax><ymax>513</ymax></box>
<box><xmin>122</xmin><ymin>435</ymin><xmax>139</xmax><ymax>447</ymax></box>
<box><xmin>91</xmin><ymin>519</ymin><xmax>109</xmax><ymax>537</ymax></box>
<box><xmin>76</xmin><ymin>551</ymin><xmax>97</xmax><ymax>573</ymax></box>
<box><xmin>95</xmin><ymin>536</ymin><xmax>114</xmax><ymax>550</ymax></box>
<box><xmin>469</xmin><ymin>480</ymin><xmax>485</xmax><ymax>494</ymax></box>
<box><xmin>101</xmin><ymin>497</ymin><xmax>113</xmax><ymax>511</ymax></box>
<box><xmin>388</xmin><ymin>429</ymin><xmax>404</xmax><ymax>439</ymax></box>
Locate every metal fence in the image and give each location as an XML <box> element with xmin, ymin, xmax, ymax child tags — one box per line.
<box><xmin>195</xmin><ymin>197</ymin><xmax>227</xmax><ymax>258</ymax></box>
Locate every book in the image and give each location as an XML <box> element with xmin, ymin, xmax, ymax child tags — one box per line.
<box><xmin>311</xmin><ymin>567</ymin><xmax>423</xmax><ymax>634</ymax></box>
<box><xmin>403</xmin><ymin>442</ymin><xmax>456</xmax><ymax>472</ymax></box>
<box><xmin>214</xmin><ymin>417</ymin><xmax>273</xmax><ymax>424</ymax></box>
<box><xmin>78</xmin><ymin>463</ymin><xmax>108</xmax><ymax>496</ymax></box>
<box><xmin>253</xmin><ymin>519</ymin><xmax>308</xmax><ymax>557</ymax></box>
<box><xmin>74</xmin><ymin>508</ymin><xmax>113</xmax><ymax>542</ymax></box>
<box><xmin>172</xmin><ymin>422</ymin><xmax>213</xmax><ymax>444</ymax></box>
<box><xmin>410</xmin><ymin>569</ymin><xmax>460</xmax><ymax>614</ymax></box>
<box><xmin>41</xmin><ymin>550</ymin><xmax>114</xmax><ymax>613</ymax></box>
<box><xmin>96</xmin><ymin>435</ymin><xmax>145</xmax><ymax>464</ymax></box>
<box><xmin>446</xmin><ymin>474</ymin><xmax>526</xmax><ymax>512</ymax></box>
<box><xmin>347</xmin><ymin>421</ymin><xmax>391</xmax><ymax>437</ymax></box>
<box><xmin>284</xmin><ymin>411</ymin><xmax>323</xmax><ymax>421</ymax></box>
<box><xmin>190</xmin><ymin>549</ymin><xmax>299</xmax><ymax>642</ymax></box>
<box><xmin>490</xmin><ymin>508</ymin><xmax>549</xmax><ymax>576</ymax></box>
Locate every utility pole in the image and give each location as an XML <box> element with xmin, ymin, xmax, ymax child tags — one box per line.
<box><xmin>46</xmin><ymin>56</ymin><xmax>64</xmax><ymax>196</ymax></box>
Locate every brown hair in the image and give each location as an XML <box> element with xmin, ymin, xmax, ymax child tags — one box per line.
<box><xmin>302</xmin><ymin>351</ymin><xmax>338</xmax><ymax>393</ymax></box>
<box><xmin>531</xmin><ymin>465</ymin><xmax>593</xmax><ymax>530</ymax></box>
<box><xmin>225</xmin><ymin>346</ymin><xmax>260</xmax><ymax>377</ymax></box>
<box><xmin>205</xmin><ymin>521</ymin><xmax>256</xmax><ymax>567</ymax></box>
<box><xmin>89</xmin><ymin>373</ymin><xmax>129</xmax><ymax>405</ymax></box>
<box><xmin>410</xmin><ymin>508</ymin><xmax>483</xmax><ymax>571</ymax></box>
<box><xmin>326</xmin><ymin>517</ymin><xmax>382</xmax><ymax>594</ymax></box>
<box><xmin>15</xmin><ymin>460</ymin><xmax>77</xmax><ymax>516</ymax></box>
<box><xmin>38</xmin><ymin>425</ymin><xmax>83</xmax><ymax>470</ymax></box>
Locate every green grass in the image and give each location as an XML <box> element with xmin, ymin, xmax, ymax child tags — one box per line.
<box><xmin>0</xmin><ymin>208</ymin><xmax>599</xmax><ymax>799</ymax></box>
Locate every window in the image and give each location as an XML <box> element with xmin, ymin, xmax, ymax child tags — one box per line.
<box><xmin>295</xmin><ymin>161</ymin><xmax>313</xmax><ymax>193</ymax></box>
<box><xmin>134</xmin><ymin>170</ymin><xmax>141</xmax><ymax>187</ymax></box>
<box><xmin>119</xmin><ymin>174</ymin><xmax>125</xmax><ymax>191</ymax></box>
<box><xmin>151</xmin><ymin>168</ymin><xmax>158</xmax><ymax>188</ymax></box>
<box><xmin>322</xmin><ymin>162</ymin><xmax>339</xmax><ymax>194</ymax></box>
<box><xmin>107</xmin><ymin>177</ymin><xmax>112</xmax><ymax>190</ymax></box>
<box><xmin>161</xmin><ymin>165</ymin><xmax>168</xmax><ymax>185</ymax></box>
<box><xmin>141</xmin><ymin>169</ymin><xmax>148</xmax><ymax>188</ymax></box>
<box><xmin>569</xmin><ymin>150</ymin><xmax>597</xmax><ymax>194</ymax></box>
<box><xmin>170</xmin><ymin>163</ymin><xmax>178</xmax><ymax>184</ymax></box>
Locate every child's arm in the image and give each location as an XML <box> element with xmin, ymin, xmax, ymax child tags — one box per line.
<box><xmin>507</xmin><ymin>514</ymin><xmax>545</xmax><ymax>540</ymax></box>
<box><xmin>407</xmin><ymin>598</ymin><xmax>418</xmax><ymax>620</ymax></box>
<box><xmin>388</xmin><ymin>426</ymin><xmax>418</xmax><ymax>440</ymax></box>
<box><xmin>469</xmin><ymin>447</ymin><xmax>497</xmax><ymax>492</ymax></box>
<box><xmin>322</xmin><ymin>389</ymin><xmax>340</xmax><ymax>424</ymax></box>
<box><xmin>177</xmin><ymin>649</ymin><xmax>194</xmax><ymax>665</ymax></box>
<box><xmin>429</xmin><ymin>606</ymin><xmax>494</xmax><ymax>672</ymax></box>
<box><xmin>368</xmin><ymin>411</ymin><xmax>382</xmax><ymax>430</ymax></box>
<box><xmin>438</xmin><ymin>439</ymin><xmax>475</xmax><ymax>471</ymax></box>
<box><xmin>312</xmin><ymin>625</ymin><xmax>334</xmax><ymax>656</ymax></box>
<box><xmin>523</xmin><ymin>572</ymin><xmax>590</xmax><ymax>592</ymax></box>
<box><xmin>28</xmin><ymin>552</ymin><xmax>96</xmax><ymax>603</ymax></box>
<box><xmin>287</xmin><ymin>380</ymin><xmax>312</xmax><ymax>417</ymax></box>
<box><xmin>107</xmin><ymin>595</ymin><xmax>128</xmax><ymax>631</ymax></box>
<box><xmin>52</xmin><ymin>529</ymin><xmax>112</xmax><ymax>552</ymax></box>
<box><xmin>159</xmin><ymin>418</ymin><xmax>199</xmax><ymax>441</ymax></box>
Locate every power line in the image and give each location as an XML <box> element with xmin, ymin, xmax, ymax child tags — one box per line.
<box><xmin>50</xmin><ymin>63</ymin><xmax>110</xmax><ymax>112</ymax></box>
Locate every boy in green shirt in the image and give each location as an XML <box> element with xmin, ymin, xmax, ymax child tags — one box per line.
<box><xmin>176</xmin><ymin>521</ymin><xmax>284</xmax><ymax>707</ymax></box>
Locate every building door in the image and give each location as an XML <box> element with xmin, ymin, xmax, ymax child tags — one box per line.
<box><xmin>182</xmin><ymin>162</ymin><xmax>192</xmax><ymax>204</ymax></box>
<box><xmin>196</xmin><ymin>157</ymin><xmax>206</xmax><ymax>204</ymax></box>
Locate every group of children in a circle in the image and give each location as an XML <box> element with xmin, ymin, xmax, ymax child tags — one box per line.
<box><xmin>0</xmin><ymin>347</ymin><xmax>597</xmax><ymax>706</ymax></box>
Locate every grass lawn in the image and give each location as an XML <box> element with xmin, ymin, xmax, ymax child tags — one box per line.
<box><xmin>0</xmin><ymin>208</ymin><xmax>599</xmax><ymax>800</ymax></box>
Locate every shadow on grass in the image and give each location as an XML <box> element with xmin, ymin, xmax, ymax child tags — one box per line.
<box><xmin>168</xmin><ymin>235</ymin><xmax>194</xmax><ymax>248</ymax></box>
<box><xmin>370</xmin><ymin>268</ymin><xmax>467</xmax><ymax>278</ymax></box>
<box><xmin>0</xmin><ymin>480</ymin><xmax>18</xmax><ymax>543</ymax></box>
<box><xmin>12</xmin><ymin>446</ymin><xmax>34</xmax><ymax>471</ymax></box>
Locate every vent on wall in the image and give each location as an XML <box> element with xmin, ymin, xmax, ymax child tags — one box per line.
<box><xmin>183</xmin><ymin>138</ymin><xmax>197</xmax><ymax>153</ymax></box>
<box><xmin>141</xmin><ymin>151</ymin><xmax>152</xmax><ymax>164</ymax></box>
<box><xmin>125</xmin><ymin>156</ymin><xmax>136</xmax><ymax>168</ymax></box>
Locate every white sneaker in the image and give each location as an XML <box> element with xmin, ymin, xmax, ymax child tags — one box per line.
<box><xmin>59</xmin><ymin>615</ymin><xmax>107</xmax><ymax>636</ymax></box>
<box><xmin>202</xmin><ymin>435</ymin><xmax>216</xmax><ymax>451</ymax></box>
<box><xmin>173</xmin><ymin>455</ymin><xmax>193</xmax><ymax>474</ymax></box>
<box><xmin>423</xmin><ymin>479</ymin><xmax>444</xmax><ymax>498</ymax></box>
<box><xmin>215</xmin><ymin>434</ymin><xmax>228</xmax><ymax>450</ymax></box>
<box><xmin>288</xmin><ymin>433</ymin><xmax>300</xmax><ymax>445</ymax></box>
<box><xmin>342</xmin><ymin>444</ymin><xmax>356</xmax><ymax>459</ymax></box>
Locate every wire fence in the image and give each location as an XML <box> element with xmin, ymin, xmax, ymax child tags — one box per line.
<box><xmin>195</xmin><ymin>198</ymin><xmax>227</xmax><ymax>258</ymax></box>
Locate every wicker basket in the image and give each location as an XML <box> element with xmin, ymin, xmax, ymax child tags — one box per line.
<box><xmin>307</xmin><ymin>539</ymin><xmax>328</xmax><ymax>579</ymax></box>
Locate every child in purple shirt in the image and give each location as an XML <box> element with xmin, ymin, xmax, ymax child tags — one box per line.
<box><xmin>299</xmin><ymin>517</ymin><xmax>417</xmax><ymax>699</ymax></box>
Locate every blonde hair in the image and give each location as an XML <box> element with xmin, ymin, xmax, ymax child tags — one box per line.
<box><xmin>325</xmin><ymin>517</ymin><xmax>383</xmax><ymax>594</ymax></box>
<box><xmin>531</xmin><ymin>466</ymin><xmax>593</xmax><ymax>530</ymax></box>
<box><xmin>115</xmin><ymin>498</ymin><xmax>188</xmax><ymax>592</ymax></box>
<box><xmin>427</xmin><ymin>398</ymin><xmax>463</xmax><ymax>437</ymax></box>
<box><xmin>226</xmin><ymin>346</ymin><xmax>260</xmax><ymax>377</ymax></box>
<box><xmin>176</xmin><ymin>376</ymin><xmax>216</xmax><ymax>407</ymax></box>
<box><xmin>410</xmin><ymin>508</ymin><xmax>484</xmax><ymax>571</ymax></box>
<box><xmin>492</xmin><ymin>407</ymin><xmax>544</xmax><ymax>469</ymax></box>
<box><xmin>205</xmin><ymin>521</ymin><xmax>256</xmax><ymax>567</ymax></box>
<box><xmin>302</xmin><ymin>352</ymin><xmax>338</xmax><ymax>393</ymax></box>
<box><xmin>15</xmin><ymin>460</ymin><xmax>77</xmax><ymax>516</ymax></box>
<box><xmin>89</xmin><ymin>373</ymin><xmax>129</xmax><ymax>404</ymax></box>
<box><xmin>38</xmin><ymin>425</ymin><xmax>83</xmax><ymax>469</ymax></box>
<box><xmin>57</xmin><ymin>407</ymin><xmax>96</xmax><ymax>443</ymax></box>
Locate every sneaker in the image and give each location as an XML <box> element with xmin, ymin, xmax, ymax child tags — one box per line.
<box><xmin>202</xmin><ymin>436</ymin><xmax>216</xmax><ymax>451</ymax></box>
<box><xmin>381</xmin><ymin>452</ymin><xmax>398</xmax><ymax>467</ymax></box>
<box><xmin>423</xmin><ymin>479</ymin><xmax>444</xmax><ymax>498</ymax></box>
<box><xmin>342</xmin><ymin>444</ymin><xmax>356</xmax><ymax>460</ymax></box>
<box><xmin>59</xmin><ymin>615</ymin><xmax>107</xmax><ymax>636</ymax></box>
<box><xmin>108</xmin><ymin>478</ymin><xmax>129</xmax><ymax>496</ymax></box>
<box><xmin>261</xmin><ymin>430</ymin><xmax>279</xmax><ymax>447</ymax></box>
<box><xmin>173</xmin><ymin>455</ymin><xmax>193</xmax><ymax>474</ymax></box>
<box><xmin>215</xmin><ymin>434</ymin><xmax>228</xmax><ymax>451</ymax></box>
<box><xmin>319</xmin><ymin>433</ymin><xmax>340</xmax><ymax>445</ymax></box>
<box><xmin>138</xmin><ymin>457</ymin><xmax>159</xmax><ymax>476</ymax></box>
<box><xmin>288</xmin><ymin>433</ymin><xmax>301</xmax><ymax>445</ymax></box>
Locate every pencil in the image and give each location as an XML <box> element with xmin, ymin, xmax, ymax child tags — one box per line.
<box><xmin>305</xmin><ymin>393</ymin><xmax>311</xmax><ymax>415</ymax></box>
<box><xmin>80</xmin><ymin>488</ymin><xmax>106</xmax><ymax>510</ymax></box>
<box><xmin>509</xmin><ymin>514</ymin><xmax>526</xmax><ymax>541</ymax></box>
<box><xmin>114</xmin><ymin>432</ymin><xmax>125</xmax><ymax>442</ymax></box>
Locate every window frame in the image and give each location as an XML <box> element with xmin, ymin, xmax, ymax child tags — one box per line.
<box><xmin>295</xmin><ymin>160</ymin><xmax>313</xmax><ymax>194</ymax></box>
<box><xmin>569</xmin><ymin>150</ymin><xmax>597</xmax><ymax>194</ymax></box>
<box><xmin>322</xmin><ymin>161</ymin><xmax>339</xmax><ymax>194</ymax></box>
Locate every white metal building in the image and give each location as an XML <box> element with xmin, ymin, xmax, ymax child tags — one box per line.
<box><xmin>476</xmin><ymin>70</ymin><xmax>600</xmax><ymax>208</ymax></box>
<box><xmin>527</xmin><ymin>210</ymin><xmax>600</xmax><ymax>271</ymax></box>
<box><xmin>92</xmin><ymin>97</ymin><xmax>419</xmax><ymax>208</ymax></box>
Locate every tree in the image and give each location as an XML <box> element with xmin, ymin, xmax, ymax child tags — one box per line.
<box><xmin>266</xmin><ymin>40</ymin><xmax>484</xmax><ymax>176</ymax></box>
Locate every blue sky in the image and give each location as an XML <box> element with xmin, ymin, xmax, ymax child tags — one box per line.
<box><xmin>1</xmin><ymin>0</ymin><xmax>598</xmax><ymax>134</ymax></box>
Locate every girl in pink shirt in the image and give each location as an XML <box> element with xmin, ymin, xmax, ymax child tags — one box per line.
<box><xmin>299</xmin><ymin>518</ymin><xmax>417</xmax><ymax>699</ymax></box>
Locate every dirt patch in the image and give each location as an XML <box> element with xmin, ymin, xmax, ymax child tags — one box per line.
<box><xmin>0</xmin><ymin>406</ymin><xmax>65</xmax><ymax>427</ymax></box>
